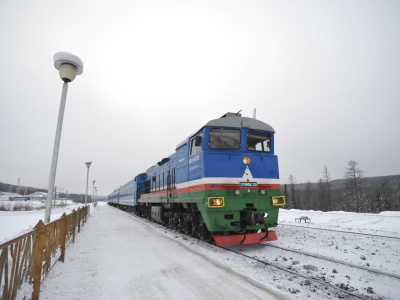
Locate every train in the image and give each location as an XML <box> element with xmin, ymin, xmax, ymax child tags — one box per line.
<box><xmin>108</xmin><ymin>112</ymin><xmax>285</xmax><ymax>246</ymax></box>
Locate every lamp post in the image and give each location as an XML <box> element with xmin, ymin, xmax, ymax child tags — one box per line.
<box><xmin>92</xmin><ymin>179</ymin><xmax>96</xmax><ymax>205</ymax></box>
<box><xmin>85</xmin><ymin>162</ymin><xmax>92</xmax><ymax>205</ymax></box>
<box><xmin>44</xmin><ymin>52</ymin><xmax>83</xmax><ymax>224</ymax></box>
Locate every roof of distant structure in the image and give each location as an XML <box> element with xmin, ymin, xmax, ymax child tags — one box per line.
<box><xmin>0</xmin><ymin>192</ymin><xmax>22</xmax><ymax>196</ymax></box>
<box><xmin>29</xmin><ymin>192</ymin><xmax>47</xmax><ymax>196</ymax></box>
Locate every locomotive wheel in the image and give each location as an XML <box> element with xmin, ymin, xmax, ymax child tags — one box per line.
<box><xmin>197</xmin><ymin>223</ymin><xmax>212</xmax><ymax>242</ymax></box>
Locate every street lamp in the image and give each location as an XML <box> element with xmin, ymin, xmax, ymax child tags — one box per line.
<box><xmin>92</xmin><ymin>179</ymin><xmax>96</xmax><ymax>205</ymax></box>
<box><xmin>44</xmin><ymin>52</ymin><xmax>84</xmax><ymax>224</ymax></box>
<box><xmin>85</xmin><ymin>162</ymin><xmax>92</xmax><ymax>205</ymax></box>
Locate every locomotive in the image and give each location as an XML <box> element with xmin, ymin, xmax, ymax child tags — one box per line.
<box><xmin>108</xmin><ymin>112</ymin><xmax>285</xmax><ymax>246</ymax></box>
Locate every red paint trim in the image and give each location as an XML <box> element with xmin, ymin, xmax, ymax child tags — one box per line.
<box><xmin>213</xmin><ymin>231</ymin><xmax>278</xmax><ymax>247</ymax></box>
<box><xmin>202</xmin><ymin>183</ymin><xmax>281</xmax><ymax>190</ymax></box>
<box><xmin>140</xmin><ymin>183</ymin><xmax>281</xmax><ymax>199</ymax></box>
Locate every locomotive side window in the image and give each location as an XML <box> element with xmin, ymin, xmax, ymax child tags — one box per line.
<box><xmin>172</xmin><ymin>168</ymin><xmax>176</xmax><ymax>189</ymax></box>
<box><xmin>144</xmin><ymin>180</ymin><xmax>150</xmax><ymax>193</ymax></box>
<box><xmin>167</xmin><ymin>171</ymin><xmax>171</xmax><ymax>190</ymax></box>
<box><xmin>247</xmin><ymin>130</ymin><xmax>271</xmax><ymax>152</ymax></box>
<box><xmin>190</xmin><ymin>135</ymin><xmax>202</xmax><ymax>155</ymax></box>
<box><xmin>209</xmin><ymin>129</ymin><xmax>241</xmax><ymax>150</ymax></box>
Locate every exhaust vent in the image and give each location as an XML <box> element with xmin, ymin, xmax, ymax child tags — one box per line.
<box><xmin>221</xmin><ymin>110</ymin><xmax>242</xmax><ymax>118</ymax></box>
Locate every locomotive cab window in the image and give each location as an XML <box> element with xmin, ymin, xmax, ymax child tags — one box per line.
<box><xmin>209</xmin><ymin>128</ymin><xmax>241</xmax><ymax>150</ymax></box>
<box><xmin>190</xmin><ymin>135</ymin><xmax>202</xmax><ymax>155</ymax></box>
<box><xmin>247</xmin><ymin>131</ymin><xmax>271</xmax><ymax>152</ymax></box>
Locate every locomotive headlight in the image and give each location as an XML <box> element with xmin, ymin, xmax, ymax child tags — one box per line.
<box><xmin>272</xmin><ymin>196</ymin><xmax>286</xmax><ymax>206</ymax></box>
<box><xmin>208</xmin><ymin>197</ymin><xmax>225</xmax><ymax>208</ymax></box>
<box><xmin>243</xmin><ymin>156</ymin><xmax>251</xmax><ymax>165</ymax></box>
<box><xmin>260</xmin><ymin>190</ymin><xmax>266</xmax><ymax>195</ymax></box>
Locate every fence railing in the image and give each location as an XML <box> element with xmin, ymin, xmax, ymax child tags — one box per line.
<box><xmin>0</xmin><ymin>205</ymin><xmax>90</xmax><ymax>300</ymax></box>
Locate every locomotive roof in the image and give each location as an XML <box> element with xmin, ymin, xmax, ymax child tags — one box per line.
<box><xmin>176</xmin><ymin>116</ymin><xmax>275</xmax><ymax>150</ymax></box>
<box><xmin>205</xmin><ymin>116</ymin><xmax>275</xmax><ymax>132</ymax></box>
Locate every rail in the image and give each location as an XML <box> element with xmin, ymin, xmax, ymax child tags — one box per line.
<box><xmin>0</xmin><ymin>205</ymin><xmax>90</xmax><ymax>300</ymax></box>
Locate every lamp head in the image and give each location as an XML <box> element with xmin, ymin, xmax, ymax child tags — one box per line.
<box><xmin>85</xmin><ymin>161</ymin><xmax>92</xmax><ymax>168</ymax></box>
<box><xmin>54</xmin><ymin>52</ymin><xmax>83</xmax><ymax>82</ymax></box>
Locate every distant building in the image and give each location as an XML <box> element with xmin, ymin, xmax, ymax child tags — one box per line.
<box><xmin>0</xmin><ymin>191</ymin><xmax>49</xmax><ymax>201</ymax></box>
<box><xmin>28</xmin><ymin>192</ymin><xmax>47</xmax><ymax>201</ymax></box>
<box><xmin>0</xmin><ymin>191</ymin><xmax>65</xmax><ymax>202</ymax></box>
<box><xmin>0</xmin><ymin>192</ymin><xmax>22</xmax><ymax>201</ymax></box>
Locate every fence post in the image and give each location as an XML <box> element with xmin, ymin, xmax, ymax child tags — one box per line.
<box><xmin>71</xmin><ymin>209</ymin><xmax>76</xmax><ymax>243</ymax></box>
<box><xmin>78</xmin><ymin>208</ymin><xmax>82</xmax><ymax>233</ymax></box>
<box><xmin>32</xmin><ymin>220</ymin><xmax>46</xmax><ymax>300</ymax></box>
<box><xmin>59</xmin><ymin>213</ymin><xmax>67</xmax><ymax>263</ymax></box>
<box><xmin>82</xmin><ymin>206</ymin><xmax>87</xmax><ymax>227</ymax></box>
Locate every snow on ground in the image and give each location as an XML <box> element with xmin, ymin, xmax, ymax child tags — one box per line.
<box><xmin>0</xmin><ymin>200</ymin><xmax>85</xmax><ymax>243</ymax></box>
<box><xmin>235</xmin><ymin>209</ymin><xmax>400</xmax><ymax>298</ymax></box>
<box><xmin>39</xmin><ymin>203</ymin><xmax>287</xmax><ymax>300</ymax></box>
<box><xmin>278</xmin><ymin>209</ymin><xmax>400</xmax><ymax>238</ymax></box>
<box><xmin>1</xmin><ymin>203</ymin><xmax>399</xmax><ymax>299</ymax></box>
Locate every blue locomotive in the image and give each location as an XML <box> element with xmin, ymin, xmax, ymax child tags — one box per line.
<box><xmin>108</xmin><ymin>112</ymin><xmax>285</xmax><ymax>246</ymax></box>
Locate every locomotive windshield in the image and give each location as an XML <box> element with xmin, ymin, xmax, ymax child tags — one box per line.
<box><xmin>247</xmin><ymin>130</ymin><xmax>271</xmax><ymax>152</ymax></box>
<box><xmin>209</xmin><ymin>128</ymin><xmax>241</xmax><ymax>150</ymax></box>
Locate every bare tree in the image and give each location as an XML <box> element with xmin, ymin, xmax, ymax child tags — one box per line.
<box><xmin>282</xmin><ymin>183</ymin><xmax>289</xmax><ymax>208</ymax></box>
<box><xmin>288</xmin><ymin>175</ymin><xmax>297</xmax><ymax>209</ymax></box>
<box><xmin>344</xmin><ymin>160</ymin><xmax>364</xmax><ymax>212</ymax></box>
<box><xmin>317</xmin><ymin>179</ymin><xmax>325</xmax><ymax>211</ymax></box>
<box><xmin>322</xmin><ymin>166</ymin><xmax>332</xmax><ymax>211</ymax></box>
<box><xmin>377</xmin><ymin>179</ymin><xmax>394</xmax><ymax>212</ymax></box>
<box><xmin>303</xmin><ymin>180</ymin><xmax>312</xmax><ymax>209</ymax></box>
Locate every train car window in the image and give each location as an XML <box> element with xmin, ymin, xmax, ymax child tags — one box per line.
<box><xmin>209</xmin><ymin>129</ymin><xmax>241</xmax><ymax>150</ymax></box>
<box><xmin>247</xmin><ymin>131</ymin><xmax>271</xmax><ymax>152</ymax></box>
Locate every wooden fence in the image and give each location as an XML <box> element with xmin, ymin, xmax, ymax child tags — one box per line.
<box><xmin>0</xmin><ymin>205</ymin><xmax>90</xmax><ymax>300</ymax></box>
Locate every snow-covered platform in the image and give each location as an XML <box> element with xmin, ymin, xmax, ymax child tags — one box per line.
<box><xmin>39</xmin><ymin>203</ymin><xmax>289</xmax><ymax>300</ymax></box>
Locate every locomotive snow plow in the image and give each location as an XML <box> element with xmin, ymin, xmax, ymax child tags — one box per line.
<box><xmin>209</xmin><ymin>206</ymin><xmax>280</xmax><ymax>247</ymax></box>
<box><xmin>213</xmin><ymin>230</ymin><xmax>277</xmax><ymax>247</ymax></box>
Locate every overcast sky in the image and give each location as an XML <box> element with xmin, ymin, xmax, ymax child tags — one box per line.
<box><xmin>0</xmin><ymin>0</ymin><xmax>399</xmax><ymax>195</ymax></box>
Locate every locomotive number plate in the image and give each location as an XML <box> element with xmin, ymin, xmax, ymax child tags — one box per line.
<box><xmin>239</xmin><ymin>182</ymin><xmax>258</xmax><ymax>187</ymax></box>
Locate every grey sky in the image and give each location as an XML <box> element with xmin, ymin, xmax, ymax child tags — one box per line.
<box><xmin>1</xmin><ymin>0</ymin><xmax>399</xmax><ymax>195</ymax></box>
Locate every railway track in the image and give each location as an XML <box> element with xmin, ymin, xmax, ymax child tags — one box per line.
<box><xmin>132</xmin><ymin>213</ymin><xmax>372</xmax><ymax>298</ymax></box>
<box><xmin>265</xmin><ymin>243</ymin><xmax>400</xmax><ymax>280</ymax></box>
<box><xmin>265</xmin><ymin>223</ymin><xmax>400</xmax><ymax>298</ymax></box>
<box><xmin>121</xmin><ymin>209</ymin><xmax>398</xmax><ymax>299</ymax></box>
<box><xmin>280</xmin><ymin>223</ymin><xmax>400</xmax><ymax>240</ymax></box>
<box><xmin>223</xmin><ymin>245</ymin><xmax>369</xmax><ymax>299</ymax></box>
<box><xmin>222</xmin><ymin>224</ymin><xmax>400</xmax><ymax>299</ymax></box>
